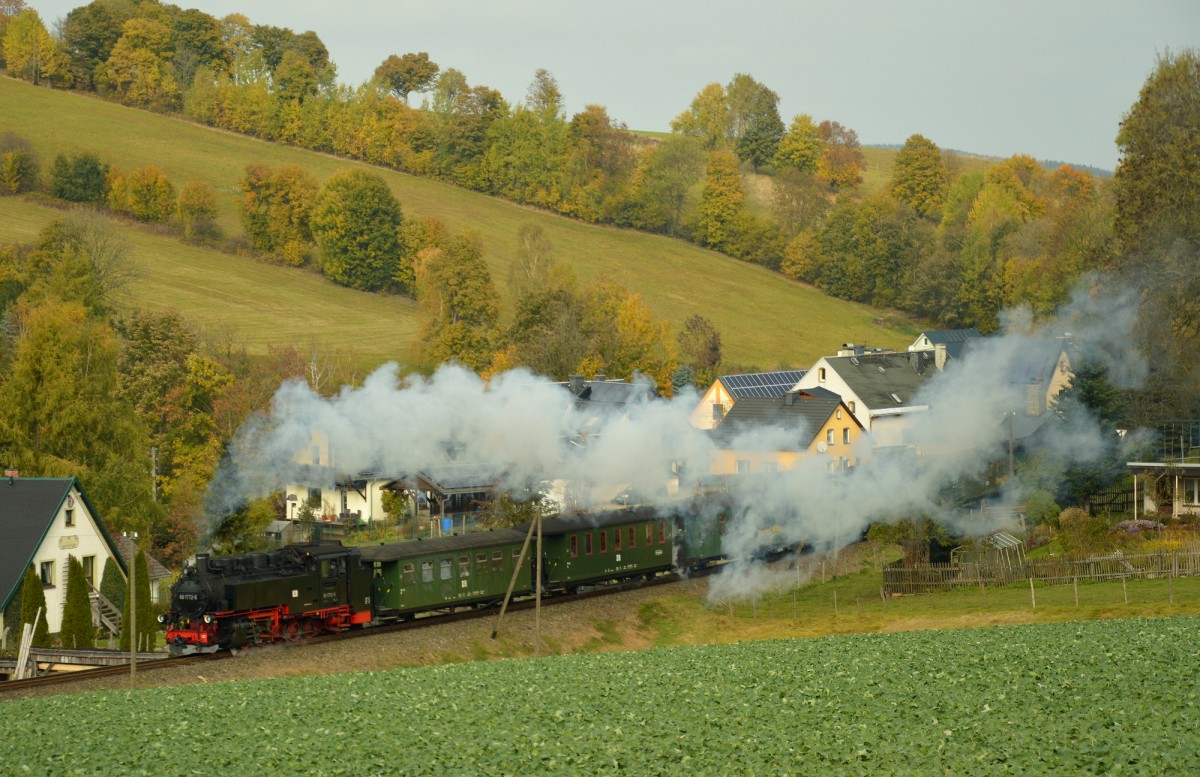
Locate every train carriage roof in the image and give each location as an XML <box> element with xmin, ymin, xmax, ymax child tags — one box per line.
<box><xmin>513</xmin><ymin>507</ymin><xmax>663</xmax><ymax>537</ymax></box>
<box><xmin>359</xmin><ymin>529</ymin><xmax>530</xmax><ymax>562</ymax></box>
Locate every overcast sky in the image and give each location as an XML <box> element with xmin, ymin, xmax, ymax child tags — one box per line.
<box><xmin>31</xmin><ymin>0</ymin><xmax>1200</xmax><ymax>170</ymax></box>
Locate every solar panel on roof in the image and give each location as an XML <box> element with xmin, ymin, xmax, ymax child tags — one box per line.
<box><xmin>721</xmin><ymin>370</ymin><xmax>806</xmax><ymax>398</ymax></box>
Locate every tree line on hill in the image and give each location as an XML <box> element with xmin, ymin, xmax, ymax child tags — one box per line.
<box><xmin>0</xmin><ymin>0</ymin><xmax>1166</xmax><ymax>341</ymax></box>
<box><xmin>0</xmin><ymin>2</ymin><xmax>1196</xmax><ymax>569</ymax></box>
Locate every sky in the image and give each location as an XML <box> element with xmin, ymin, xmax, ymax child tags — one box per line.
<box><xmin>31</xmin><ymin>0</ymin><xmax>1199</xmax><ymax>171</ymax></box>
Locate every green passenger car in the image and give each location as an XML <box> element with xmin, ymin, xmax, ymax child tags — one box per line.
<box><xmin>517</xmin><ymin>509</ymin><xmax>675</xmax><ymax>591</ymax></box>
<box><xmin>360</xmin><ymin>529</ymin><xmax>532</xmax><ymax>618</ymax></box>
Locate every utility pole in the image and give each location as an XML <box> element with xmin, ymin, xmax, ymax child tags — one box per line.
<box><xmin>535</xmin><ymin>511</ymin><xmax>543</xmax><ymax>656</ymax></box>
<box><xmin>150</xmin><ymin>447</ymin><xmax>158</xmax><ymax>503</ymax></box>
<box><xmin>129</xmin><ymin>533</ymin><xmax>137</xmax><ymax>689</ymax></box>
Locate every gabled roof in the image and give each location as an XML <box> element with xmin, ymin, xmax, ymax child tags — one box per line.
<box><xmin>417</xmin><ymin>464</ymin><xmax>501</xmax><ymax>495</ymax></box>
<box><xmin>709</xmin><ymin>388</ymin><xmax>852</xmax><ymax>449</ymax></box>
<box><xmin>718</xmin><ymin>370</ymin><xmax>808</xmax><ymax>399</ymax></box>
<box><xmin>821</xmin><ymin>352</ymin><xmax>938</xmax><ymax>411</ymax></box>
<box><xmin>559</xmin><ymin>377</ymin><xmax>656</xmax><ymax>407</ymax></box>
<box><xmin>1009</xmin><ymin>337</ymin><xmax>1071</xmax><ymax>385</ymax></box>
<box><xmin>112</xmin><ymin>534</ymin><xmax>171</xmax><ymax>580</ymax></box>
<box><xmin>0</xmin><ymin>477</ymin><xmax>126</xmax><ymax>612</ymax></box>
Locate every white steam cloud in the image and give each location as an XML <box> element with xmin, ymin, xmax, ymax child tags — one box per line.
<box><xmin>206</xmin><ymin>280</ymin><xmax>1147</xmax><ymax>602</ymax></box>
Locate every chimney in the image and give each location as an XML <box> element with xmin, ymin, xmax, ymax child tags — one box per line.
<box><xmin>934</xmin><ymin>343</ymin><xmax>948</xmax><ymax>371</ymax></box>
<box><xmin>569</xmin><ymin>375</ymin><xmax>584</xmax><ymax>396</ymax></box>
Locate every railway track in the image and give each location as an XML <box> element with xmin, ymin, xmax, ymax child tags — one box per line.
<box><xmin>1</xmin><ymin>570</ymin><xmax>692</xmax><ymax>695</ymax></box>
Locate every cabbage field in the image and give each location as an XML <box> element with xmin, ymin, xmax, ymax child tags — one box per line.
<box><xmin>2</xmin><ymin>617</ymin><xmax>1196</xmax><ymax>775</ymax></box>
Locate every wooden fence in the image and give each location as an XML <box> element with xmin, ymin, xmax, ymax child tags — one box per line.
<box><xmin>883</xmin><ymin>548</ymin><xmax>1200</xmax><ymax>595</ymax></box>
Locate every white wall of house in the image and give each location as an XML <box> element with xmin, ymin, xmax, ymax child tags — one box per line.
<box><xmin>32</xmin><ymin>487</ymin><xmax>123</xmax><ymax>634</ymax></box>
<box><xmin>688</xmin><ymin>381</ymin><xmax>733</xmax><ymax>430</ymax></box>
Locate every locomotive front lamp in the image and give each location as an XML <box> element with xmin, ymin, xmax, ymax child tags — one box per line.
<box><xmin>203</xmin><ymin>614</ymin><xmax>214</xmax><ymax>624</ymax></box>
<box><xmin>157</xmin><ymin>613</ymin><xmax>166</xmax><ymax>624</ymax></box>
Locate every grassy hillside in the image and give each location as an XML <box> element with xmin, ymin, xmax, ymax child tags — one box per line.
<box><xmin>0</xmin><ymin>77</ymin><xmax>921</xmax><ymax>370</ymax></box>
<box><xmin>0</xmin><ymin>198</ymin><xmax>419</xmax><ymax>370</ymax></box>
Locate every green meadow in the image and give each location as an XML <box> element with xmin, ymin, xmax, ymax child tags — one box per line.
<box><xmin>0</xmin><ymin>77</ymin><xmax>922</xmax><ymax>371</ymax></box>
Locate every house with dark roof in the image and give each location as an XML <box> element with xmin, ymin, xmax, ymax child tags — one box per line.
<box><xmin>689</xmin><ymin>370</ymin><xmax>808</xmax><ymax>430</ymax></box>
<box><xmin>908</xmin><ymin>329</ymin><xmax>983</xmax><ymax>367</ymax></box>
<box><xmin>559</xmin><ymin>373</ymin><xmax>658</xmax><ymax>409</ymax></box>
<box><xmin>0</xmin><ymin>477</ymin><xmax>127</xmax><ymax>638</ymax></box>
<box><xmin>111</xmin><ymin>533</ymin><xmax>172</xmax><ymax>604</ymax></box>
<box><xmin>793</xmin><ymin>350</ymin><xmax>941</xmax><ymax>448</ymax></box>
<box><xmin>707</xmin><ymin>388</ymin><xmax>865</xmax><ymax>475</ymax></box>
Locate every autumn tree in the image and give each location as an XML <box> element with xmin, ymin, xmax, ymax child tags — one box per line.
<box><xmin>1111</xmin><ymin>49</ymin><xmax>1200</xmax><ymax>419</ymax></box>
<box><xmin>578</xmin><ymin>276</ymin><xmax>676</xmax><ymax>390</ymax></box>
<box><xmin>676</xmin><ymin>315</ymin><xmax>722</xmax><ymax>388</ymax></box>
<box><xmin>0</xmin><ymin>297</ymin><xmax>156</xmax><ymax>534</ymax></box>
<box><xmin>816</xmin><ymin>120</ymin><xmax>865</xmax><ymax>190</ymax></box>
<box><xmin>671</xmin><ymin>82</ymin><xmax>731</xmax><ymax>150</ymax></box>
<box><xmin>417</xmin><ymin>233</ymin><xmax>500</xmax><ymax>371</ymax></box>
<box><xmin>694</xmin><ymin>150</ymin><xmax>744</xmax><ymax>250</ymax></box>
<box><xmin>727</xmin><ymin>74</ymin><xmax>784</xmax><ymax>170</ymax></box>
<box><xmin>561</xmin><ymin>104</ymin><xmax>637</xmax><ymax>221</ymax></box>
<box><xmin>772</xmin><ymin>167</ymin><xmax>830</xmax><ymax>238</ymax></box>
<box><xmin>60</xmin><ymin>0</ymin><xmax>129</xmax><ymax>89</ymax></box>
<box><xmin>107</xmin><ymin>165</ymin><xmax>177</xmax><ymax>223</ymax></box>
<box><xmin>2</xmin><ymin>8</ymin><xmax>62</xmax><ymax>84</ymax></box>
<box><xmin>0</xmin><ymin>132</ymin><xmax>38</xmax><ymax>194</ymax></box>
<box><xmin>60</xmin><ymin>555</ymin><xmax>95</xmax><ymax>649</ymax></box>
<box><xmin>100</xmin><ymin>18</ymin><xmax>180</xmax><ymax>110</ymax></box>
<box><xmin>310</xmin><ymin>169</ymin><xmax>406</xmax><ymax>292</ymax></box>
<box><xmin>374</xmin><ymin>52</ymin><xmax>439</xmax><ymax>103</ymax></box>
<box><xmin>891</xmin><ymin>133</ymin><xmax>948</xmax><ymax>219</ymax></box>
<box><xmin>774</xmin><ymin>114</ymin><xmax>823</xmax><ymax>173</ymax></box>
<box><xmin>177</xmin><ymin>180</ymin><xmax>220</xmax><ymax>243</ymax></box>
<box><xmin>238</xmin><ymin>163</ymin><xmax>318</xmax><ymax>263</ymax></box>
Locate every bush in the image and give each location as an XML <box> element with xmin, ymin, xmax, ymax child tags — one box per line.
<box><xmin>99</xmin><ymin>556</ymin><xmax>125</xmax><ymax>613</ymax></box>
<box><xmin>0</xmin><ymin>133</ymin><xmax>39</xmax><ymax>194</ymax></box>
<box><xmin>177</xmin><ymin>180</ymin><xmax>221</xmax><ymax>243</ymax></box>
<box><xmin>107</xmin><ymin>165</ymin><xmax>176</xmax><ymax>223</ymax></box>
<box><xmin>50</xmin><ymin>152</ymin><xmax>110</xmax><ymax>203</ymax></box>
<box><xmin>18</xmin><ymin>565</ymin><xmax>50</xmax><ymax>648</ymax></box>
<box><xmin>1025</xmin><ymin>489</ymin><xmax>1062</xmax><ymax>528</ymax></box>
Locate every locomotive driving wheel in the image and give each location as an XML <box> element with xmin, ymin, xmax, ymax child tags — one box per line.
<box><xmin>284</xmin><ymin>621</ymin><xmax>302</xmax><ymax>643</ymax></box>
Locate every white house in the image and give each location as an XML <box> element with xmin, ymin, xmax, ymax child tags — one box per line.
<box><xmin>0</xmin><ymin>476</ymin><xmax>127</xmax><ymax>637</ymax></box>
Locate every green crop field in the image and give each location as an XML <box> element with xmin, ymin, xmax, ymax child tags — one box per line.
<box><xmin>1</xmin><ymin>617</ymin><xmax>1195</xmax><ymax>774</ymax></box>
<box><xmin>0</xmin><ymin>76</ymin><xmax>921</xmax><ymax>371</ymax></box>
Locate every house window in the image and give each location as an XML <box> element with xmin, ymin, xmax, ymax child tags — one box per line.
<box><xmin>459</xmin><ymin>555</ymin><xmax>470</xmax><ymax>578</ymax></box>
<box><xmin>849</xmin><ymin>401</ymin><xmax>856</xmax><ymax>413</ymax></box>
<box><xmin>569</xmin><ymin>535</ymin><xmax>579</xmax><ymax>558</ymax></box>
<box><xmin>403</xmin><ymin>563</ymin><xmax>416</xmax><ymax>583</ymax></box>
<box><xmin>492</xmin><ymin>551</ymin><xmax>504</xmax><ymax>572</ymax></box>
<box><xmin>818</xmin><ymin>367</ymin><xmax>826</xmax><ymax>382</ymax></box>
<box><xmin>763</xmin><ymin>461</ymin><xmax>779</xmax><ymax>473</ymax></box>
<box><xmin>82</xmin><ymin>556</ymin><xmax>95</xmax><ymax>588</ymax></box>
<box><xmin>712</xmin><ymin>403</ymin><xmax>722</xmax><ymax>420</ymax></box>
<box><xmin>440</xmin><ymin>559</ymin><xmax>452</xmax><ymax>581</ymax></box>
<box><xmin>614</xmin><ymin>528</ymin><xmax>622</xmax><ymax>551</ymax></box>
<box><xmin>735</xmin><ymin>460</ymin><xmax>750</xmax><ymax>474</ymax></box>
<box><xmin>421</xmin><ymin>561</ymin><xmax>433</xmax><ymax>583</ymax></box>
<box><xmin>599</xmin><ymin>531</ymin><xmax>608</xmax><ymax>553</ymax></box>
<box><xmin>628</xmin><ymin>527</ymin><xmax>636</xmax><ymax>548</ymax></box>
<box><xmin>64</xmin><ymin>508</ymin><xmax>74</xmax><ymax>527</ymax></box>
<box><xmin>311</xmin><ymin>446</ymin><xmax>321</xmax><ymax>465</ymax></box>
<box><xmin>826</xmin><ymin>429</ymin><xmax>835</xmax><ymax>445</ymax></box>
<box><xmin>40</xmin><ymin>561</ymin><xmax>55</xmax><ymax>587</ymax></box>
<box><xmin>843</xmin><ymin>428</ymin><xmax>850</xmax><ymax>444</ymax></box>
<box><xmin>835</xmin><ymin>408</ymin><xmax>842</xmax><ymax>420</ymax></box>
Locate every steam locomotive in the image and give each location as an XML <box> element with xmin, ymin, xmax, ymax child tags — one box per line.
<box><xmin>161</xmin><ymin>505</ymin><xmax>745</xmax><ymax>655</ymax></box>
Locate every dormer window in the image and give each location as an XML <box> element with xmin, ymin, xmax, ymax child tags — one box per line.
<box><xmin>818</xmin><ymin>367</ymin><xmax>826</xmax><ymax>382</ymax></box>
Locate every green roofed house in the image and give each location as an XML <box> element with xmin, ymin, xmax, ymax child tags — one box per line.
<box><xmin>0</xmin><ymin>475</ymin><xmax>128</xmax><ymax>638</ymax></box>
